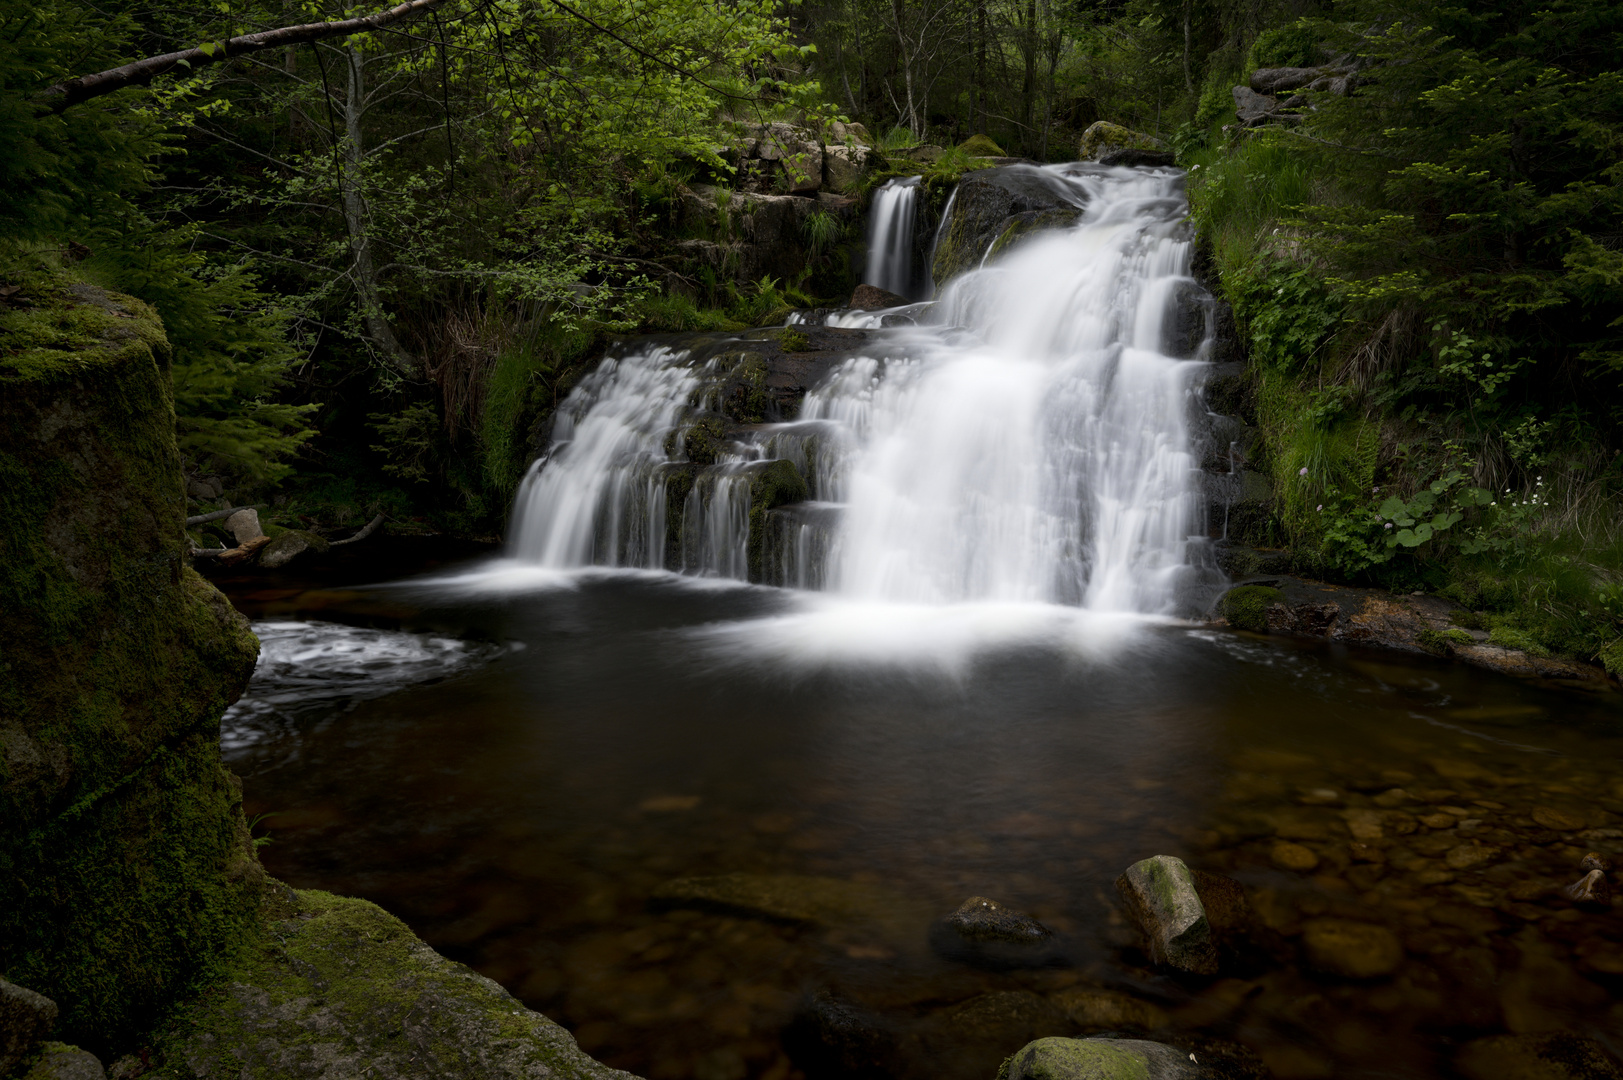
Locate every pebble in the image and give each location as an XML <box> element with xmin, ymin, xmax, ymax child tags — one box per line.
<box><xmin>1342</xmin><ymin>809</ymin><xmax>1384</xmax><ymax>841</ymax></box>
<box><xmin>1271</xmin><ymin>842</ymin><xmax>1320</xmax><ymax>872</ymax></box>
<box><xmin>1300</xmin><ymin>919</ymin><xmax>1405</xmax><ymax>978</ymax></box>
<box><xmin>1444</xmin><ymin>843</ymin><xmax>1497</xmax><ymax>871</ymax></box>
<box><xmin>1532</xmin><ymin>807</ymin><xmax>1586</xmax><ymax>832</ymax></box>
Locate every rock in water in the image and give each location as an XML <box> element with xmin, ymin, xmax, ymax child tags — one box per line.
<box><xmin>1002</xmin><ymin>1037</ymin><xmax>1199</xmax><ymax>1080</ymax></box>
<box><xmin>1099</xmin><ymin>148</ymin><xmax>1176</xmax><ymax>168</ymax></box>
<box><xmin>222</xmin><ymin>508</ymin><xmax>264</xmax><ymax>545</ymax></box>
<box><xmin>21</xmin><ymin>1044</ymin><xmax>107</xmax><ymax>1080</ymax></box>
<box><xmin>1051</xmin><ymin>988</ymin><xmax>1169</xmax><ymax>1032</ymax></box>
<box><xmin>257</xmin><ymin>529</ymin><xmax>330</xmax><ymax>570</ymax></box>
<box><xmin>783</xmin><ymin>991</ymin><xmax>894</xmax><ymax>1079</ymax></box>
<box><xmin>849</xmin><ymin>284</ymin><xmax>910</xmax><ymax>310</ymax></box>
<box><xmin>0</xmin><ymin>978</ymin><xmax>58</xmax><ymax>1077</ymax></box>
<box><xmin>1116</xmin><ymin>856</ymin><xmax>1218</xmax><ymax>975</ymax></box>
<box><xmin>931</xmin><ymin>895</ymin><xmax>1059</xmax><ymax>969</ymax></box>
<box><xmin>1455</xmin><ymin>1033</ymin><xmax>1623</xmax><ymax>1080</ymax></box>
<box><xmin>1299</xmin><ymin>919</ymin><xmax>1404</xmax><ymax>978</ymax></box>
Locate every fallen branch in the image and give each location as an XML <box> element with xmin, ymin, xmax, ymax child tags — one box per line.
<box><xmin>186</xmin><ymin>504</ymin><xmax>264</xmax><ymax>527</ymax></box>
<box><xmin>36</xmin><ymin>0</ymin><xmax>451</xmax><ymax>113</ymax></box>
<box><xmin>329</xmin><ymin>513</ymin><xmax>386</xmax><ymax>546</ymax></box>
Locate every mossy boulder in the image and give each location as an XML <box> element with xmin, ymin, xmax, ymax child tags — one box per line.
<box><xmin>747</xmin><ymin>459</ymin><xmax>810</xmax><ymax>581</ymax></box>
<box><xmin>0</xmin><ymin>258</ymin><xmax>262</xmax><ymax>1051</ymax></box>
<box><xmin>959</xmin><ymin>133</ymin><xmax>1007</xmax><ymax>157</ymax></box>
<box><xmin>143</xmin><ymin>886</ymin><xmax>634</xmax><ymax>1080</ymax></box>
<box><xmin>256</xmin><ymin>528</ymin><xmax>330</xmax><ymax>570</ymax></box>
<box><xmin>930</xmin><ymin>166</ymin><xmax>1090</xmax><ymax>289</ymax></box>
<box><xmin>1216</xmin><ymin>584</ymin><xmax>1284</xmax><ymax>633</ymax></box>
<box><xmin>1000</xmin><ymin>1037</ymin><xmax>1199</xmax><ymax>1080</ymax></box>
<box><xmin>1078</xmin><ymin>121</ymin><xmax>1164</xmax><ymax>162</ymax></box>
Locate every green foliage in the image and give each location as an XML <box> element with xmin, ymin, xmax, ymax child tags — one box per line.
<box><xmin>1249</xmin><ymin>20</ymin><xmax>1322</xmax><ymax>68</ymax></box>
<box><xmin>878</xmin><ymin>125</ymin><xmax>920</xmax><ymax>151</ymax></box>
<box><xmin>803</xmin><ymin>210</ymin><xmax>843</xmax><ymax>257</ymax></box>
<box><xmin>780</xmin><ymin>329</ymin><xmax>811</xmax><ymax>352</ymax></box>
<box><xmin>1416</xmin><ymin>627</ymin><xmax>1474</xmax><ymax>655</ymax></box>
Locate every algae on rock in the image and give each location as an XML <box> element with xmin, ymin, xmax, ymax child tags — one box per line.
<box><xmin>0</xmin><ymin>259</ymin><xmax>262</xmax><ymax>1051</ymax></box>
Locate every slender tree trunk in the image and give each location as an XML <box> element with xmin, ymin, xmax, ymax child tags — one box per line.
<box><xmin>975</xmin><ymin>0</ymin><xmax>987</xmax><ymax>134</ymax></box>
<box><xmin>340</xmin><ymin>45</ymin><xmax>413</xmax><ymax>377</ymax></box>
<box><xmin>1182</xmin><ymin>0</ymin><xmax>1194</xmax><ymax>104</ymax></box>
<box><xmin>1020</xmin><ymin>0</ymin><xmax>1037</xmax><ymax>144</ymax></box>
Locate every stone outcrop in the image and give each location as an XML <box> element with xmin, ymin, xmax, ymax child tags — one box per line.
<box><xmin>930</xmin><ymin>896</ymin><xmax>1060</xmax><ymax>970</ymax></box>
<box><xmin>672</xmin><ymin>185</ymin><xmax>859</xmax><ymax>288</ymax></box>
<box><xmin>0</xmin><ymin>259</ymin><xmax>262</xmax><ymax>1050</ymax></box>
<box><xmin>848</xmin><ymin>283</ymin><xmax>910</xmax><ymax>310</ymax></box>
<box><xmin>1230</xmin><ymin>64</ymin><xmax>1357</xmax><ymax>128</ymax></box>
<box><xmin>1209</xmin><ymin>575</ymin><xmax>1614</xmax><ymax>685</ymax></box>
<box><xmin>1</xmin><ymin>978</ymin><xmax>59</xmax><ymax>1076</ymax></box>
<box><xmin>930</xmin><ymin>165</ymin><xmax>1088</xmax><ymax>287</ymax></box>
<box><xmin>139</xmin><ymin>886</ymin><xmax>635</xmax><ymax>1080</ymax></box>
<box><xmin>1078</xmin><ymin>121</ymin><xmax>1164</xmax><ymax>161</ymax></box>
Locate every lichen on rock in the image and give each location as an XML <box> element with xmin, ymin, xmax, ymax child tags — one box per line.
<box><xmin>1077</xmin><ymin>122</ymin><xmax>1164</xmax><ymax>162</ymax></box>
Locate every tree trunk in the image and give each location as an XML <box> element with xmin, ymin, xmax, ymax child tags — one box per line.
<box><xmin>340</xmin><ymin>45</ymin><xmax>414</xmax><ymax>377</ymax></box>
<box><xmin>976</xmin><ymin>0</ymin><xmax>988</xmax><ymax>134</ymax></box>
<box><xmin>1020</xmin><ymin>0</ymin><xmax>1037</xmax><ymax>142</ymax></box>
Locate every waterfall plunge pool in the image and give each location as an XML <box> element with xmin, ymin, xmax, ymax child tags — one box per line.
<box><xmin>224</xmin><ymin>572</ymin><xmax>1623</xmax><ymax>1080</ymax></box>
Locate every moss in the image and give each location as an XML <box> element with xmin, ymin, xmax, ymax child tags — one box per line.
<box><xmin>145</xmin><ymin>886</ymin><xmax>625</xmax><ymax>1079</ymax></box>
<box><xmin>1078</xmin><ymin>121</ymin><xmax>1163</xmax><ymax>161</ymax></box>
<box><xmin>746</xmin><ymin>459</ymin><xmax>809</xmax><ymax>582</ymax></box>
<box><xmin>675</xmin><ymin>415</ymin><xmax>729</xmax><ymax>468</ymax></box>
<box><xmin>958</xmin><ymin>133</ymin><xmax>1007</xmax><ymax>157</ymax></box>
<box><xmin>1601</xmin><ymin>641</ymin><xmax>1623</xmax><ymax>678</ymax></box>
<box><xmin>1416</xmin><ymin>627</ymin><xmax>1475</xmax><ymax>655</ymax></box>
<box><xmin>1488</xmin><ymin>625</ymin><xmax>1551</xmax><ymax>658</ymax></box>
<box><xmin>779</xmin><ymin>328</ymin><xmax>811</xmax><ymax>352</ymax></box>
<box><xmin>1</xmin><ymin>259</ymin><xmax>262</xmax><ymax>1053</ymax></box>
<box><xmin>1218</xmin><ymin>584</ymin><xmax>1284</xmax><ymax>632</ymax></box>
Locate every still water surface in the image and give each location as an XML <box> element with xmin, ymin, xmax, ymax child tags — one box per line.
<box><xmin>222</xmin><ymin>567</ymin><xmax>1623</xmax><ymax>1080</ymax></box>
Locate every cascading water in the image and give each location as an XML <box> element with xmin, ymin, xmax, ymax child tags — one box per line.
<box><xmin>507</xmin><ymin>163</ymin><xmax>1216</xmax><ymax>615</ymax></box>
<box><xmin>862</xmin><ymin>176</ymin><xmax>921</xmax><ymax>298</ymax></box>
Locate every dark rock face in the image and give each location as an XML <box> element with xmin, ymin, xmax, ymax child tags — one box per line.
<box><xmin>1</xmin><ymin>978</ymin><xmax>58</xmax><ymax>1076</ymax></box>
<box><xmin>1100</xmin><ymin>148</ymin><xmax>1176</xmax><ymax>168</ymax></box>
<box><xmin>1249</xmin><ymin>66</ymin><xmax>1322</xmax><ymax>94</ymax></box>
<box><xmin>783</xmin><ymin>991</ymin><xmax>895</xmax><ymax>1079</ymax></box>
<box><xmin>1</xmin><ymin>265</ymin><xmax>262</xmax><ymax>1049</ymax></box>
<box><xmin>1232</xmin><ymin>86</ymin><xmax>1280</xmax><ymax>125</ymax></box>
<box><xmin>932</xmin><ymin>896</ymin><xmax>1060</xmax><ymax>969</ymax></box>
<box><xmin>850</xmin><ymin>283</ymin><xmax>910</xmax><ymax>310</ymax></box>
<box><xmin>930</xmin><ymin>165</ymin><xmax>1090</xmax><ymax>288</ymax></box>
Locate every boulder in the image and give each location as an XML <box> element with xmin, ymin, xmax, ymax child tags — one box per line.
<box><xmin>1100</xmin><ymin>148</ymin><xmax>1176</xmax><ymax>168</ymax></box>
<box><xmin>825</xmin><ymin>119</ymin><xmax>872</xmax><ymax>146</ymax></box>
<box><xmin>257</xmin><ymin>529</ymin><xmax>330</xmax><ymax>570</ymax></box>
<box><xmin>1249</xmin><ymin>67</ymin><xmax>1322</xmax><ymax>94</ymax></box>
<box><xmin>849</xmin><ymin>284</ymin><xmax>910</xmax><ymax>310</ymax></box>
<box><xmin>1455</xmin><ymin>1033</ymin><xmax>1623</xmax><ymax>1080</ymax></box>
<box><xmin>1051</xmin><ymin>988</ymin><xmax>1169</xmax><ymax>1032</ymax></box>
<box><xmin>1232</xmin><ymin>86</ymin><xmax>1279</xmax><ymax>125</ymax></box>
<box><xmin>151</xmin><ymin>888</ymin><xmax>634</xmax><ymax>1080</ymax></box>
<box><xmin>931</xmin><ymin>895</ymin><xmax>1059</xmax><ymax>969</ymax></box>
<box><xmin>823</xmin><ymin>145</ymin><xmax>872</xmax><ymax>193</ymax></box>
<box><xmin>1215</xmin><ymin>584</ymin><xmax>1283</xmax><ymax>633</ymax></box>
<box><xmin>959</xmin><ymin>133</ymin><xmax>1007</xmax><ymax>156</ymax></box>
<box><xmin>1078</xmin><ymin>121</ymin><xmax>1164</xmax><ymax>162</ymax></box>
<box><xmin>930</xmin><ymin>165</ymin><xmax>1090</xmax><ymax>287</ymax></box>
<box><xmin>1</xmin><ymin>979</ymin><xmax>58</xmax><ymax>1077</ymax></box>
<box><xmin>783</xmin><ymin>990</ymin><xmax>894</xmax><ymax>1079</ymax></box>
<box><xmin>1116</xmin><ymin>856</ymin><xmax>1218</xmax><ymax>975</ymax></box>
<box><xmin>21</xmin><ymin>1044</ymin><xmax>106</xmax><ymax>1080</ymax></box>
<box><xmin>222</xmin><ymin>508</ymin><xmax>263</xmax><ymax>545</ymax></box>
<box><xmin>1299</xmin><ymin>918</ymin><xmax>1403</xmax><ymax>978</ymax></box>
<box><xmin>1002</xmin><ymin>1037</ymin><xmax>1198</xmax><ymax>1080</ymax></box>
<box><xmin>895</xmin><ymin>144</ymin><xmax>945</xmax><ymax>163</ymax></box>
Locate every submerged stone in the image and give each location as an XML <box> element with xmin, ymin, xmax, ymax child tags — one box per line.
<box><xmin>1116</xmin><ymin>856</ymin><xmax>1218</xmax><ymax>975</ymax></box>
<box><xmin>650</xmin><ymin>872</ymin><xmax>912</xmax><ymax>929</ymax></box>
<box><xmin>931</xmin><ymin>896</ymin><xmax>1060</xmax><ymax>969</ymax></box>
<box><xmin>1051</xmin><ymin>988</ymin><xmax>1169</xmax><ymax>1032</ymax></box>
<box><xmin>1299</xmin><ymin>918</ymin><xmax>1403</xmax><ymax>978</ymax></box>
<box><xmin>783</xmin><ymin>990</ymin><xmax>894</xmax><ymax>1079</ymax></box>
<box><xmin>1455</xmin><ymin>1033</ymin><xmax>1623</xmax><ymax>1080</ymax></box>
<box><xmin>1001</xmin><ymin>1037</ymin><xmax>1198</xmax><ymax>1080</ymax></box>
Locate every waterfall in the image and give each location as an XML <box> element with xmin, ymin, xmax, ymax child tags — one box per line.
<box><xmin>506</xmin><ymin>164</ymin><xmax>1214</xmax><ymax>615</ymax></box>
<box><xmin>863</xmin><ymin>176</ymin><xmax>921</xmax><ymax>299</ymax></box>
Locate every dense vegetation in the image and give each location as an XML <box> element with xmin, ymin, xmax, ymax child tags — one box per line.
<box><xmin>5</xmin><ymin>0</ymin><xmax>1622</xmax><ymax>669</ymax></box>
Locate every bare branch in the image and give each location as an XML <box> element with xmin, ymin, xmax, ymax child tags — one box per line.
<box><xmin>36</xmin><ymin>0</ymin><xmax>453</xmax><ymax>113</ymax></box>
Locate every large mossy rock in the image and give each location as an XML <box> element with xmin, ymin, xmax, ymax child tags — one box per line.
<box><xmin>930</xmin><ymin>166</ymin><xmax>1088</xmax><ymax>288</ymax></box>
<box><xmin>1078</xmin><ymin>121</ymin><xmax>1164</xmax><ymax>162</ymax></box>
<box><xmin>145</xmin><ymin>887</ymin><xmax>635</xmax><ymax>1080</ymax></box>
<box><xmin>1001</xmin><ymin>1037</ymin><xmax>1199</xmax><ymax>1080</ymax></box>
<box><xmin>0</xmin><ymin>259</ymin><xmax>262</xmax><ymax>1050</ymax></box>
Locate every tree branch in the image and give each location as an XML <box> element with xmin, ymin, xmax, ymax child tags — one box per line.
<box><xmin>35</xmin><ymin>0</ymin><xmax>453</xmax><ymax>113</ymax></box>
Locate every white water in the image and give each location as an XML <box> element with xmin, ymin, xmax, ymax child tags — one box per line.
<box><xmin>507</xmin><ymin>164</ymin><xmax>1214</xmax><ymax>617</ymax></box>
<box><xmin>863</xmin><ymin>176</ymin><xmax>921</xmax><ymax>298</ymax></box>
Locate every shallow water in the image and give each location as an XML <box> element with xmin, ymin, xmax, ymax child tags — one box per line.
<box><xmin>225</xmin><ymin>568</ymin><xmax>1623</xmax><ymax>1080</ymax></box>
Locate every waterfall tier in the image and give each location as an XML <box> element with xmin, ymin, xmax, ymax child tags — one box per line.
<box><xmin>508</xmin><ymin>163</ymin><xmax>1220</xmax><ymax>615</ymax></box>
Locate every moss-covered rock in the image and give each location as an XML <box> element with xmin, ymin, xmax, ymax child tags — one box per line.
<box><xmin>1077</xmin><ymin>122</ymin><xmax>1164</xmax><ymax>162</ymax></box>
<box><xmin>256</xmin><ymin>529</ymin><xmax>329</xmax><ymax>570</ymax></box>
<box><xmin>930</xmin><ymin>166</ymin><xmax>1089</xmax><ymax>289</ymax></box>
<box><xmin>1216</xmin><ymin>584</ymin><xmax>1284</xmax><ymax>633</ymax></box>
<box><xmin>0</xmin><ymin>258</ymin><xmax>262</xmax><ymax>1051</ymax></box>
<box><xmin>959</xmin><ymin>133</ymin><xmax>1007</xmax><ymax>157</ymax></box>
<box><xmin>143</xmin><ymin>886</ymin><xmax>635</xmax><ymax>1080</ymax></box>
<box><xmin>20</xmin><ymin>1042</ymin><xmax>106</xmax><ymax>1080</ymax></box>
<box><xmin>999</xmin><ymin>1036</ymin><xmax>1199</xmax><ymax>1080</ymax></box>
<box><xmin>747</xmin><ymin>458</ymin><xmax>809</xmax><ymax>582</ymax></box>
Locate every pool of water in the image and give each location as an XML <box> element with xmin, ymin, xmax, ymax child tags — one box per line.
<box><xmin>222</xmin><ymin>563</ymin><xmax>1623</xmax><ymax>1080</ymax></box>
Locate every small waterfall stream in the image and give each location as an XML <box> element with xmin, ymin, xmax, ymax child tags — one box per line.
<box><xmin>508</xmin><ymin>163</ymin><xmax>1216</xmax><ymax>615</ymax></box>
<box><xmin>862</xmin><ymin>176</ymin><xmax>921</xmax><ymax>298</ymax></box>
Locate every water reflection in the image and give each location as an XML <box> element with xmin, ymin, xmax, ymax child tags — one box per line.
<box><xmin>225</xmin><ymin>575</ymin><xmax>1623</xmax><ymax>1080</ymax></box>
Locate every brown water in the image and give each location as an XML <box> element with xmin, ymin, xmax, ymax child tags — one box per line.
<box><xmin>222</xmin><ymin>567</ymin><xmax>1623</xmax><ymax>1080</ymax></box>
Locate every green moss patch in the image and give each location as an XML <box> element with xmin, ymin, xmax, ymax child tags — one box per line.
<box><xmin>1218</xmin><ymin>584</ymin><xmax>1284</xmax><ymax>632</ymax></box>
